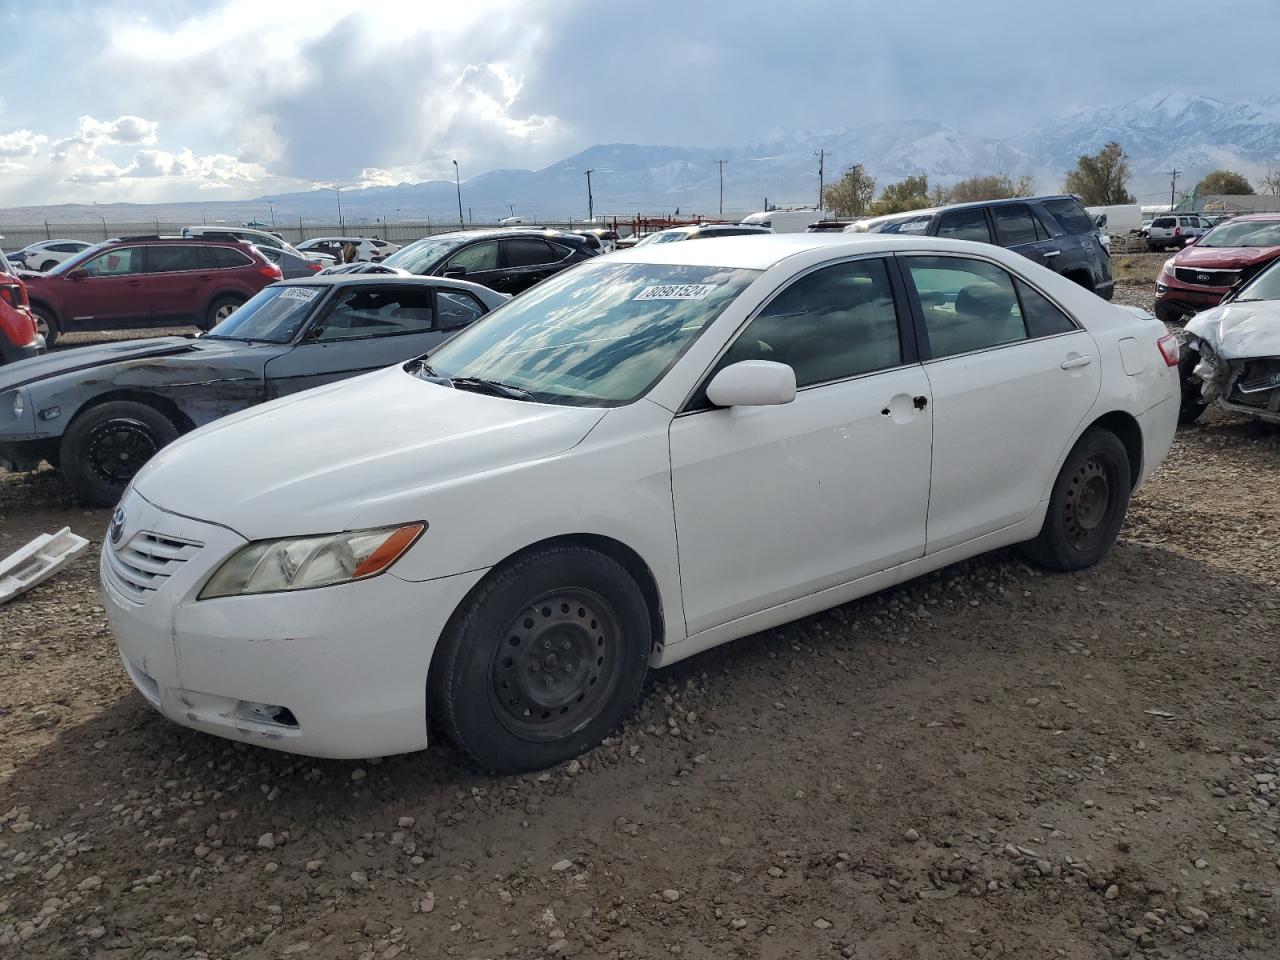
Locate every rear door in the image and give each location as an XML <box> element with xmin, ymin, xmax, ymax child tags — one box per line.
<box><xmin>57</xmin><ymin>245</ymin><xmax>151</xmax><ymax>326</ymax></box>
<box><xmin>991</xmin><ymin>203</ymin><xmax>1062</xmax><ymax>269</ymax></box>
<box><xmin>145</xmin><ymin>244</ymin><xmax>215</xmax><ymax>324</ymax></box>
<box><xmin>263</xmin><ymin>284</ymin><xmax>467</xmax><ymax>397</ymax></box>
<box><xmin>898</xmin><ymin>253</ymin><xmax>1100</xmax><ymax>553</ymax></box>
<box><xmin>934</xmin><ymin>207</ymin><xmax>994</xmax><ymax>245</ymax></box>
<box><xmin>499</xmin><ymin>237</ymin><xmax>573</xmax><ymax>293</ymax></box>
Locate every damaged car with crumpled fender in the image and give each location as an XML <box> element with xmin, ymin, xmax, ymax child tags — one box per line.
<box><xmin>1180</xmin><ymin>257</ymin><xmax>1280</xmax><ymax>425</ymax></box>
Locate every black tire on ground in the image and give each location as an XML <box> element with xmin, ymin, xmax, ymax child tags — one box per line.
<box><xmin>1066</xmin><ymin>273</ymin><xmax>1095</xmax><ymax>292</ymax></box>
<box><xmin>60</xmin><ymin>401</ymin><xmax>180</xmax><ymax>507</ymax></box>
<box><xmin>1177</xmin><ymin>347</ymin><xmax>1208</xmax><ymax>424</ymax></box>
<box><xmin>203</xmin><ymin>295</ymin><xmax>244</xmax><ymax>331</ymax></box>
<box><xmin>1021</xmin><ymin>428</ymin><xmax>1132</xmax><ymax>573</ymax></box>
<box><xmin>30</xmin><ymin>305</ymin><xmax>59</xmax><ymax>348</ymax></box>
<box><xmin>38</xmin><ymin>259</ymin><xmax>57</xmax><ymax>272</ymax></box>
<box><xmin>430</xmin><ymin>545</ymin><xmax>652</xmax><ymax>773</ymax></box>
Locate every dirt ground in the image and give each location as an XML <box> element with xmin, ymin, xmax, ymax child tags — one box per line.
<box><xmin>2</xmin><ymin>281</ymin><xmax>1279</xmax><ymax>959</ymax></box>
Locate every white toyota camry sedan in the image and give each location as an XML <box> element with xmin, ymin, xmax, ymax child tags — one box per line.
<box><xmin>101</xmin><ymin>234</ymin><xmax>1180</xmax><ymax>771</ymax></box>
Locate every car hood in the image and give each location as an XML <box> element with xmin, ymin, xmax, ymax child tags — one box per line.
<box><xmin>1174</xmin><ymin>245</ymin><xmax>1280</xmax><ymax>269</ymax></box>
<box><xmin>0</xmin><ymin>336</ymin><xmax>201</xmax><ymax>390</ymax></box>
<box><xmin>1185</xmin><ymin>300</ymin><xmax>1280</xmax><ymax>360</ymax></box>
<box><xmin>132</xmin><ymin>365</ymin><xmax>608</xmax><ymax>539</ymax></box>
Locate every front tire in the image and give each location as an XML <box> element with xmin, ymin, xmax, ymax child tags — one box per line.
<box><xmin>1177</xmin><ymin>348</ymin><xmax>1208</xmax><ymax>424</ymax></box>
<box><xmin>1022</xmin><ymin>429</ymin><xmax>1131</xmax><ymax>572</ymax></box>
<box><xmin>60</xmin><ymin>401</ymin><xmax>180</xmax><ymax>506</ymax></box>
<box><xmin>430</xmin><ymin>545</ymin><xmax>651</xmax><ymax>773</ymax></box>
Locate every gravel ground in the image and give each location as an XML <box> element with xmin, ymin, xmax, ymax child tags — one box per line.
<box><xmin>2</xmin><ymin>284</ymin><xmax>1279</xmax><ymax>959</ymax></box>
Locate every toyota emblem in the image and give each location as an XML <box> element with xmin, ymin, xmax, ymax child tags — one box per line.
<box><xmin>109</xmin><ymin>506</ymin><xmax>126</xmax><ymax>545</ymax></box>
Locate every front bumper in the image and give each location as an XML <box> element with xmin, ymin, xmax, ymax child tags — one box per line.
<box><xmin>100</xmin><ymin>489</ymin><xmax>487</xmax><ymax>759</ymax></box>
<box><xmin>1154</xmin><ymin>282</ymin><xmax>1229</xmax><ymax>323</ymax></box>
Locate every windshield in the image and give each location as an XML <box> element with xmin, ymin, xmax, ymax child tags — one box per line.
<box><xmin>379</xmin><ymin>236</ymin><xmax>468</xmax><ymax>274</ymax></box>
<box><xmin>205</xmin><ymin>284</ymin><xmax>322</xmax><ymax>343</ymax></box>
<box><xmin>1235</xmin><ymin>259</ymin><xmax>1280</xmax><ymax>302</ymax></box>
<box><xmin>424</xmin><ymin>261</ymin><xmax>760</xmax><ymax>406</ymax></box>
<box><xmin>1198</xmin><ymin>219</ymin><xmax>1280</xmax><ymax>248</ymax></box>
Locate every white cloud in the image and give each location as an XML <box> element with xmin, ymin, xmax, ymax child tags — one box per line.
<box><xmin>0</xmin><ymin>130</ymin><xmax>47</xmax><ymax>158</ymax></box>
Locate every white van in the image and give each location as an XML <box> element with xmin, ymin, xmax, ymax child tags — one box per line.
<box><xmin>739</xmin><ymin>209</ymin><xmax>825</xmax><ymax>233</ymax></box>
<box><xmin>1085</xmin><ymin>204</ymin><xmax>1143</xmax><ymax>236</ymax></box>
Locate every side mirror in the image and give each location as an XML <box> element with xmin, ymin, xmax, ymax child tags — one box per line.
<box><xmin>1183</xmin><ymin>236</ymin><xmax>1198</xmax><ymax>247</ymax></box>
<box><xmin>67</xmin><ymin>268</ymin><xmax>88</xmax><ymax>281</ymax></box>
<box><xmin>705</xmin><ymin>360</ymin><xmax>797</xmax><ymax>408</ymax></box>
<box><xmin>443</xmin><ymin>266</ymin><xmax>467</xmax><ymax>278</ymax></box>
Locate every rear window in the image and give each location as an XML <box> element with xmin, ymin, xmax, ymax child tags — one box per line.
<box><xmin>873</xmin><ymin>215</ymin><xmax>931</xmax><ymax>235</ymax></box>
<box><xmin>1041</xmin><ymin>198</ymin><xmax>1096</xmax><ymax>235</ymax></box>
<box><xmin>1152</xmin><ymin>217</ymin><xmax>1176</xmax><ymax>228</ymax></box>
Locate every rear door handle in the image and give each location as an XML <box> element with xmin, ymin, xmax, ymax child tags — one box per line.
<box><xmin>126</xmin><ymin>279</ymin><xmax>142</xmax><ymax>286</ymax></box>
<box><xmin>1060</xmin><ymin>354</ymin><xmax>1092</xmax><ymax>370</ymax></box>
<box><xmin>1041</xmin><ymin>249</ymin><xmax>1061</xmax><ymax>259</ymax></box>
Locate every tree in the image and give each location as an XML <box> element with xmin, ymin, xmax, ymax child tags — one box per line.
<box><xmin>823</xmin><ymin>164</ymin><xmax>876</xmax><ymax>218</ymax></box>
<box><xmin>1260</xmin><ymin>169</ymin><xmax>1280</xmax><ymax>197</ymax></box>
<box><xmin>1196</xmin><ymin>169</ymin><xmax>1254</xmax><ymax>196</ymax></box>
<box><xmin>870</xmin><ymin>174</ymin><xmax>931</xmax><ymax>215</ymax></box>
<box><xmin>942</xmin><ymin>173</ymin><xmax>1033</xmax><ymax>205</ymax></box>
<box><xmin>1063</xmin><ymin>142</ymin><xmax>1133</xmax><ymax>205</ymax></box>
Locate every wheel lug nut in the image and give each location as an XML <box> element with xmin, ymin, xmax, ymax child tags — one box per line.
<box><xmin>562</xmin><ymin>639</ymin><xmax>571</xmax><ymax>650</ymax></box>
<box><xmin>543</xmin><ymin>675</ymin><xmax>554</xmax><ymax>686</ymax></box>
<box><xmin>563</xmin><ymin>663</ymin><xmax>573</xmax><ymax>674</ymax></box>
<box><xmin>543</xmin><ymin>640</ymin><xmax>551</xmax><ymax>649</ymax></box>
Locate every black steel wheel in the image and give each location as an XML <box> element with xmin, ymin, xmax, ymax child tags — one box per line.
<box><xmin>431</xmin><ymin>545</ymin><xmax>651</xmax><ymax>772</ymax></box>
<box><xmin>1022</xmin><ymin>428</ymin><xmax>1131</xmax><ymax>572</ymax></box>
<box><xmin>61</xmin><ymin>400</ymin><xmax>180</xmax><ymax>506</ymax></box>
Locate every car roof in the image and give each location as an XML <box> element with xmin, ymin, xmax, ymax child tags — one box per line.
<box><xmin>410</xmin><ymin>228</ymin><xmax>588</xmax><ymax>243</ymax></box>
<box><xmin>608</xmin><ymin>232</ymin><xmax>1019</xmax><ymax>270</ymax></box>
<box><xmin>272</xmin><ymin>274</ymin><xmax>490</xmax><ymax>289</ymax></box>
<box><xmin>860</xmin><ymin>194</ymin><xmax>1083</xmax><ymax>228</ymax></box>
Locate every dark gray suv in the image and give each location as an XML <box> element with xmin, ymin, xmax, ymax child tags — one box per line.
<box><xmin>849</xmin><ymin>195</ymin><xmax>1113</xmax><ymax>300</ymax></box>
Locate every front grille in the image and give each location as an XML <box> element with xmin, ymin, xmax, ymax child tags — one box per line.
<box><xmin>1174</xmin><ymin>267</ymin><xmax>1239</xmax><ymax>287</ymax></box>
<box><xmin>1231</xmin><ymin>359</ymin><xmax>1280</xmax><ymax>411</ymax></box>
<box><xmin>105</xmin><ymin>531</ymin><xmax>203</xmax><ymax>604</ymax></box>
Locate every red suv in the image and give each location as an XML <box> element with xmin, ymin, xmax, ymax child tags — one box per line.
<box><xmin>1154</xmin><ymin>214</ymin><xmax>1280</xmax><ymax>323</ymax></box>
<box><xmin>23</xmin><ymin>236</ymin><xmax>283</xmax><ymax>347</ymax></box>
<box><xmin>0</xmin><ymin>249</ymin><xmax>42</xmax><ymax>366</ymax></box>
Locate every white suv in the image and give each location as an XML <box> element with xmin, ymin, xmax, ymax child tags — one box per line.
<box><xmin>296</xmin><ymin>237</ymin><xmax>394</xmax><ymax>262</ymax></box>
<box><xmin>1147</xmin><ymin>215</ymin><xmax>1211</xmax><ymax>251</ymax></box>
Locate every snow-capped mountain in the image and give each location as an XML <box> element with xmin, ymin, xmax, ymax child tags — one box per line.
<box><xmin>5</xmin><ymin>93</ymin><xmax>1277</xmax><ymax>223</ymax></box>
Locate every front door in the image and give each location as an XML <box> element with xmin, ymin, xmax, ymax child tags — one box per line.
<box><xmin>263</xmin><ymin>283</ymin><xmax>457</xmax><ymax>397</ymax></box>
<box><xmin>439</xmin><ymin>240</ymin><xmax>503</xmax><ymax>291</ymax></box>
<box><xmin>669</xmin><ymin>256</ymin><xmax>933</xmax><ymax>635</ymax></box>
<box><xmin>58</xmin><ymin>245</ymin><xmax>151</xmax><ymax>327</ymax></box>
<box><xmin>898</xmin><ymin>253</ymin><xmax>1102</xmax><ymax>554</ymax></box>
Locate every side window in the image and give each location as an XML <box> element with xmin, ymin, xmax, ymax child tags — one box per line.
<box><xmin>81</xmin><ymin>247</ymin><xmax>144</xmax><ymax>276</ymax></box>
<box><xmin>310</xmin><ymin>287</ymin><xmax>435</xmax><ymax>342</ymax></box>
<box><xmin>146</xmin><ymin>245</ymin><xmax>203</xmax><ymax>273</ymax></box>
<box><xmin>51</xmin><ymin>243</ymin><xmax>80</xmax><ymax>253</ymax></box>
<box><xmin>715</xmin><ymin>258</ymin><xmax>903</xmax><ymax>388</ymax></box>
<box><xmin>936</xmin><ymin>208</ymin><xmax>993</xmax><ymax>244</ymax></box>
<box><xmin>503</xmin><ymin>238</ymin><xmax>558</xmax><ymax>267</ymax></box>
<box><xmin>991</xmin><ymin>205</ymin><xmax>1041</xmax><ymax>246</ymax></box>
<box><xmin>436</xmin><ymin>289</ymin><xmax>487</xmax><ymax>331</ymax></box>
<box><xmin>1040</xmin><ymin>198</ymin><xmax>1096</xmax><ymax>234</ymax></box>
<box><xmin>445</xmin><ymin>240</ymin><xmax>500</xmax><ymax>273</ymax></box>
<box><xmin>904</xmin><ymin>255</ymin><xmax>1028</xmax><ymax>359</ymax></box>
<box><xmin>1015</xmin><ymin>279</ymin><xmax>1076</xmax><ymax>337</ymax></box>
<box><xmin>201</xmin><ymin>247</ymin><xmax>253</xmax><ymax>269</ymax></box>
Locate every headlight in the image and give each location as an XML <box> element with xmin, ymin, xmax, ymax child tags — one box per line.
<box><xmin>1160</xmin><ymin>258</ymin><xmax>1175</xmax><ymax>277</ymax></box>
<box><xmin>199</xmin><ymin>523</ymin><xmax>425</xmax><ymax>599</ymax></box>
<box><xmin>11</xmin><ymin>393</ymin><xmax>22</xmax><ymax>419</ymax></box>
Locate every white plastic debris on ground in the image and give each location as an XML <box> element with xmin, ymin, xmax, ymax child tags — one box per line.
<box><xmin>0</xmin><ymin>528</ymin><xmax>90</xmax><ymax>604</ymax></box>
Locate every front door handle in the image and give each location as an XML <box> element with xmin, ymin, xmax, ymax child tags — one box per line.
<box><xmin>1060</xmin><ymin>354</ymin><xmax>1092</xmax><ymax>370</ymax></box>
<box><xmin>1041</xmin><ymin>249</ymin><xmax>1061</xmax><ymax>258</ymax></box>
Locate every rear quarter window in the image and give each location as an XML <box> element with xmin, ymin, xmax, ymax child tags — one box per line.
<box><xmin>1040</xmin><ymin>198</ymin><xmax>1097</xmax><ymax>235</ymax></box>
<box><xmin>202</xmin><ymin>246</ymin><xmax>254</xmax><ymax>269</ymax></box>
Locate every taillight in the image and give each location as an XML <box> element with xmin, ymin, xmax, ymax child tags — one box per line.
<box><xmin>1157</xmin><ymin>333</ymin><xmax>1180</xmax><ymax>367</ymax></box>
<box><xmin>259</xmin><ymin>265</ymin><xmax>283</xmax><ymax>279</ymax></box>
<box><xmin>1174</xmin><ymin>226</ymin><xmax>1182</xmax><ymax>236</ymax></box>
<box><xmin>0</xmin><ymin>283</ymin><xmax>25</xmax><ymax>308</ymax></box>
<box><xmin>307</xmin><ymin>262</ymin><xmax>323</xmax><ymax>272</ymax></box>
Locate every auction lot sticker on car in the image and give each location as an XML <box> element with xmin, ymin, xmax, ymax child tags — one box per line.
<box><xmin>280</xmin><ymin>287</ymin><xmax>320</xmax><ymax>302</ymax></box>
<box><xmin>634</xmin><ymin>284</ymin><xmax>716</xmax><ymax>301</ymax></box>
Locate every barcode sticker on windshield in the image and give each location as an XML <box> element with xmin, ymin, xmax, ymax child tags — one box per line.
<box><xmin>279</xmin><ymin>287</ymin><xmax>320</xmax><ymax>302</ymax></box>
<box><xmin>634</xmin><ymin>284</ymin><xmax>716</xmax><ymax>301</ymax></box>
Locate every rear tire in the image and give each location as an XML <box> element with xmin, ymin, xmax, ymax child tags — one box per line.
<box><xmin>1021</xmin><ymin>429</ymin><xmax>1131</xmax><ymax>572</ymax></box>
<box><xmin>1177</xmin><ymin>348</ymin><xmax>1208</xmax><ymax>424</ymax></box>
<box><xmin>30</xmin><ymin>305</ymin><xmax>59</xmax><ymax>348</ymax></box>
<box><xmin>430</xmin><ymin>545</ymin><xmax>651</xmax><ymax>773</ymax></box>
<box><xmin>60</xmin><ymin>401</ymin><xmax>180</xmax><ymax>507</ymax></box>
<box><xmin>203</xmin><ymin>295</ymin><xmax>243</xmax><ymax>331</ymax></box>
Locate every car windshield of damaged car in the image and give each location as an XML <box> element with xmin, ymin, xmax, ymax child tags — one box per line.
<box><xmin>422</xmin><ymin>262</ymin><xmax>759</xmax><ymax>407</ymax></box>
<box><xmin>1232</xmin><ymin>258</ymin><xmax>1280</xmax><ymax>303</ymax></box>
<box><xmin>1198</xmin><ymin>219</ymin><xmax>1280</xmax><ymax>248</ymax></box>
<box><xmin>204</xmin><ymin>285</ymin><xmax>322</xmax><ymax>343</ymax></box>
<box><xmin>379</xmin><ymin>236</ymin><xmax>469</xmax><ymax>274</ymax></box>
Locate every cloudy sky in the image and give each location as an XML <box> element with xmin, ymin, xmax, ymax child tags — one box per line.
<box><xmin>0</xmin><ymin>0</ymin><xmax>1273</xmax><ymax>206</ymax></box>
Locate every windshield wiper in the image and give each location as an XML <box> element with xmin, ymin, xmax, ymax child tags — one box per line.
<box><xmin>449</xmin><ymin>377</ymin><xmax>535</xmax><ymax>402</ymax></box>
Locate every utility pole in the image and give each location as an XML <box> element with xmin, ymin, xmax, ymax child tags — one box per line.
<box><xmin>507</xmin><ymin>202</ymin><xmax>517</xmax><ymax>217</ymax></box>
<box><xmin>334</xmin><ymin>186</ymin><xmax>344</xmax><ymax>230</ymax></box>
<box><xmin>452</xmin><ymin>160</ymin><xmax>464</xmax><ymax>225</ymax></box>
<box><xmin>267</xmin><ymin>200</ymin><xmax>276</xmax><ymax>227</ymax></box>
<box><xmin>1169</xmin><ymin>168</ymin><xmax>1182</xmax><ymax>209</ymax></box>
<box><xmin>715</xmin><ymin>159</ymin><xmax>726</xmax><ymax>217</ymax></box>
<box><xmin>815</xmin><ymin>149</ymin><xmax>827</xmax><ymax>210</ymax></box>
<box><xmin>585</xmin><ymin>169</ymin><xmax>595</xmax><ymax>221</ymax></box>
